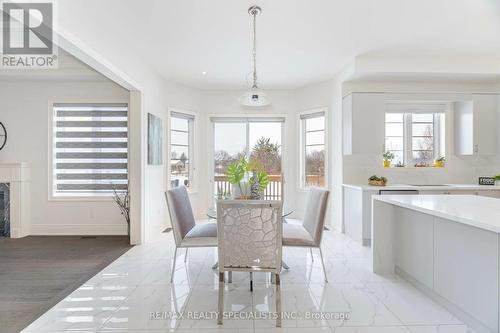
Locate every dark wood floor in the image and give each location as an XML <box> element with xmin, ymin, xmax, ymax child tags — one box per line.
<box><xmin>0</xmin><ymin>236</ymin><xmax>132</xmax><ymax>333</ymax></box>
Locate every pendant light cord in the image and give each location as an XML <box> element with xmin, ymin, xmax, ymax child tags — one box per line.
<box><xmin>252</xmin><ymin>8</ymin><xmax>258</xmax><ymax>89</ymax></box>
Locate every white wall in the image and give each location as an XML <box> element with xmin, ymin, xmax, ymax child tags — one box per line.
<box><xmin>147</xmin><ymin>81</ymin><xmax>201</xmax><ymax>237</ymax></box>
<box><xmin>0</xmin><ymin>81</ymin><xmax>130</xmax><ymax>235</ymax></box>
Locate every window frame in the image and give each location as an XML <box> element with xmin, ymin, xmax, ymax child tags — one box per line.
<box><xmin>385</xmin><ymin>102</ymin><xmax>449</xmax><ymax>168</ymax></box>
<box><xmin>298</xmin><ymin>108</ymin><xmax>328</xmax><ymax>190</ymax></box>
<box><xmin>168</xmin><ymin>108</ymin><xmax>196</xmax><ymax>191</ymax></box>
<box><xmin>209</xmin><ymin>115</ymin><xmax>286</xmax><ymax>204</ymax></box>
<box><xmin>48</xmin><ymin>100</ymin><xmax>129</xmax><ymax>201</ymax></box>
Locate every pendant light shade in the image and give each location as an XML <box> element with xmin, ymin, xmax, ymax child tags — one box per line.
<box><xmin>239</xmin><ymin>6</ymin><xmax>271</xmax><ymax>107</ymax></box>
<box><xmin>238</xmin><ymin>87</ymin><xmax>271</xmax><ymax>107</ymax></box>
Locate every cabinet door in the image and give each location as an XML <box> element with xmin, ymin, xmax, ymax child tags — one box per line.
<box><xmin>472</xmin><ymin>94</ymin><xmax>498</xmax><ymax>155</ymax></box>
<box><xmin>343</xmin><ymin>93</ymin><xmax>385</xmax><ymax>155</ymax></box>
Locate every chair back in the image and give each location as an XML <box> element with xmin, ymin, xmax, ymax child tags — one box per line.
<box><xmin>302</xmin><ymin>188</ymin><xmax>330</xmax><ymax>246</ymax></box>
<box><xmin>165</xmin><ymin>186</ymin><xmax>196</xmax><ymax>246</ymax></box>
<box><xmin>217</xmin><ymin>200</ymin><xmax>282</xmax><ymax>273</ymax></box>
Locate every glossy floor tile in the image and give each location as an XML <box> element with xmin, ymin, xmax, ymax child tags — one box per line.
<box><xmin>23</xmin><ymin>229</ymin><xmax>476</xmax><ymax>333</ymax></box>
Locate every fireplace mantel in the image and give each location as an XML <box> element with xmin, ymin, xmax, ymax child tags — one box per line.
<box><xmin>0</xmin><ymin>163</ymin><xmax>31</xmax><ymax>237</ymax></box>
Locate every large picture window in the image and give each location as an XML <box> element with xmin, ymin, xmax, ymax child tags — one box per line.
<box><xmin>211</xmin><ymin>117</ymin><xmax>283</xmax><ymax>200</ymax></box>
<box><xmin>300</xmin><ymin>110</ymin><xmax>326</xmax><ymax>188</ymax></box>
<box><xmin>170</xmin><ymin>111</ymin><xmax>194</xmax><ymax>188</ymax></box>
<box><xmin>385</xmin><ymin>102</ymin><xmax>447</xmax><ymax>167</ymax></box>
<box><xmin>51</xmin><ymin>103</ymin><xmax>128</xmax><ymax>197</ymax></box>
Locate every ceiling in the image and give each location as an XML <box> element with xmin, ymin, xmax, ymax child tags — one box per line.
<box><xmin>10</xmin><ymin>0</ymin><xmax>500</xmax><ymax>89</ymax></box>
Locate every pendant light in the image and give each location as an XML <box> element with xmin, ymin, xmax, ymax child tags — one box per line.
<box><xmin>238</xmin><ymin>6</ymin><xmax>271</xmax><ymax>107</ymax></box>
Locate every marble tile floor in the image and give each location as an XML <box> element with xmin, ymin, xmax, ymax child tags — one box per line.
<box><xmin>23</xmin><ymin>229</ymin><xmax>475</xmax><ymax>333</ymax></box>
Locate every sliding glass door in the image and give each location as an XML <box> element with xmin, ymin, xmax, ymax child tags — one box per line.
<box><xmin>212</xmin><ymin>117</ymin><xmax>284</xmax><ymax>201</ymax></box>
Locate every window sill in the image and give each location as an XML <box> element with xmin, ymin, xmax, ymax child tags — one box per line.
<box><xmin>49</xmin><ymin>196</ymin><xmax>116</xmax><ymax>202</ymax></box>
<box><xmin>383</xmin><ymin>166</ymin><xmax>446</xmax><ymax>170</ymax></box>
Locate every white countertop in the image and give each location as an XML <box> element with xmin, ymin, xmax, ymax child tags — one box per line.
<box><xmin>373</xmin><ymin>194</ymin><xmax>500</xmax><ymax>233</ymax></box>
<box><xmin>343</xmin><ymin>183</ymin><xmax>500</xmax><ymax>191</ymax></box>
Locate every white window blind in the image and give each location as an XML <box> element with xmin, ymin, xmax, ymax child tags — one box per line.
<box><xmin>52</xmin><ymin>103</ymin><xmax>128</xmax><ymax>196</ymax></box>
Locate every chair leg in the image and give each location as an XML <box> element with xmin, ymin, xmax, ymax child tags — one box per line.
<box><xmin>218</xmin><ymin>272</ymin><xmax>224</xmax><ymax>325</ymax></box>
<box><xmin>319</xmin><ymin>247</ymin><xmax>328</xmax><ymax>283</ymax></box>
<box><xmin>310</xmin><ymin>248</ymin><xmax>314</xmax><ymax>262</ymax></box>
<box><xmin>184</xmin><ymin>248</ymin><xmax>188</xmax><ymax>262</ymax></box>
<box><xmin>249</xmin><ymin>272</ymin><xmax>253</xmax><ymax>291</ymax></box>
<box><xmin>170</xmin><ymin>247</ymin><xmax>178</xmax><ymax>283</ymax></box>
<box><xmin>275</xmin><ymin>273</ymin><xmax>282</xmax><ymax>327</ymax></box>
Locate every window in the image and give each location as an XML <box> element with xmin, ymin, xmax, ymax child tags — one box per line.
<box><xmin>52</xmin><ymin>103</ymin><xmax>128</xmax><ymax>197</ymax></box>
<box><xmin>211</xmin><ymin>117</ymin><xmax>283</xmax><ymax>200</ymax></box>
<box><xmin>385</xmin><ymin>103</ymin><xmax>447</xmax><ymax>167</ymax></box>
<box><xmin>300</xmin><ymin>111</ymin><xmax>326</xmax><ymax>188</ymax></box>
<box><xmin>170</xmin><ymin>111</ymin><xmax>194</xmax><ymax>188</ymax></box>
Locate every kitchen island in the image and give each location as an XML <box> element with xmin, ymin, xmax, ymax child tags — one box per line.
<box><xmin>372</xmin><ymin>195</ymin><xmax>500</xmax><ymax>333</ymax></box>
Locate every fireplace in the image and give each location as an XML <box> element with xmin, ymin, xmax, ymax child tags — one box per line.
<box><xmin>0</xmin><ymin>163</ymin><xmax>30</xmax><ymax>238</ymax></box>
<box><xmin>0</xmin><ymin>183</ymin><xmax>10</xmax><ymax>237</ymax></box>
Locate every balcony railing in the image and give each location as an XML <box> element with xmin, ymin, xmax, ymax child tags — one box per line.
<box><xmin>214</xmin><ymin>174</ymin><xmax>325</xmax><ymax>201</ymax></box>
<box><xmin>214</xmin><ymin>175</ymin><xmax>282</xmax><ymax>200</ymax></box>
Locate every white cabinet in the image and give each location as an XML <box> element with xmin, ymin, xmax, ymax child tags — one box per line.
<box><xmin>343</xmin><ymin>92</ymin><xmax>385</xmax><ymax>155</ymax></box>
<box><xmin>454</xmin><ymin>94</ymin><xmax>498</xmax><ymax>155</ymax></box>
<box><xmin>434</xmin><ymin>217</ymin><xmax>499</xmax><ymax>332</ymax></box>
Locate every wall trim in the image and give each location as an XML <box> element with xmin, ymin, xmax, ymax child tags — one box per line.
<box><xmin>30</xmin><ymin>224</ymin><xmax>128</xmax><ymax>236</ymax></box>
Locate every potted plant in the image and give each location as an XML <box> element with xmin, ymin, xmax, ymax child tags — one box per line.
<box><xmin>368</xmin><ymin>175</ymin><xmax>388</xmax><ymax>186</ymax></box>
<box><xmin>495</xmin><ymin>174</ymin><xmax>500</xmax><ymax>186</ymax></box>
<box><xmin>435</xmin><ymin>156</ymin><xmax>445</xmax><ymax>168</ymax></box>
<box><xmin>225</xmin><ymin>157</ymin><xmax>269</xmax><ymax>199</ymax></box>
<box><xmin>382</xmin><ymin>151</ymin><xmax>395</xmax><ymax>168</ymax></box>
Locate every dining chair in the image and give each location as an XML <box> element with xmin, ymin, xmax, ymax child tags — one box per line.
<box><xmin>217</xmin><ymin>200</ymin><xmax>283</xmax><ymax>327</ymax></box>
<box><xmin>283</xmin><ymin>187</ymin><xmax>330</xmax><ymax>282</ymax></box>
<box><xmin>165</xmin><ymin>186</ymin><xmax>217</xmax><ymax>282</ymax></box>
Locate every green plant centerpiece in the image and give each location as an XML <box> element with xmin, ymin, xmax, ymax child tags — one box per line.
<box><xmin>368</xmin><ymin>175</ymin><xmax>388</xmax><ymax>186</ymax></box>
<box><xmin>383</xmin><ymin>151</ymin><xmax>395</xmax><ymax>168</ymax></box>
<box><xmin>495</xmin><ymin>174</ymin><xmax>500</xmax><ymax>186</ymax></box>
<box><xmin>225</xmin><ymin>157</ymin><xmax>269</xmax><ymax>199</ymax></box>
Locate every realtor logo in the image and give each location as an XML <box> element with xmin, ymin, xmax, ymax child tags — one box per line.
<box><xmin>1</xmin><ymin>1</ymin><xmax>58</xmax><ymax>68</ymax></box>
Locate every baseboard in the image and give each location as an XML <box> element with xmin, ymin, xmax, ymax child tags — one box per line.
<box><xmin>30</xmin><ymin>224</ymin><xmax>128</xmax><ymax>236</ymax></box>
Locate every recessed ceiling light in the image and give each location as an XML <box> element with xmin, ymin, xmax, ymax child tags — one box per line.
<box><xmin>202</xmin><ymin>71</ymin><xmax>207</xmax><ymax>76</ymax></box>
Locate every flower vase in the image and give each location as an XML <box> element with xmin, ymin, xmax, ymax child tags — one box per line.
<box><xmin>250</xmin><ymin>170</ymin><xmax>261</xmax><ymax>199</ymax></box>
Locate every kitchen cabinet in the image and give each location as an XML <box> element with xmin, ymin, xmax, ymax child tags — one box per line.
<box><xmin>343</xmin><ymin>92</ymin><xmax>385</xmax><ymax>155</ymax></box>
<box><xmin>454</xmin><ymin>94</ymin><xmax>498</xmax><ymax>155</ymax></box>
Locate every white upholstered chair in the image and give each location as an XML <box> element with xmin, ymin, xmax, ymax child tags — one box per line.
<box><xmin>165</xmin><ymin>186</ymin><xmax>217</xmax><ymax>282</ymax></box>
<box><xmin>217</xmin><ymin>200</ymin><xmax>283</xmax><ymax>327</ymax></box>
<box><xmin>283</xmin><ymin>187</ymin><xmax>330</xmax><ymax>282</ymax></box>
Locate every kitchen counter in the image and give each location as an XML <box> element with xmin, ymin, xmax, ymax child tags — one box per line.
<box><xmin>343</xmin><ymin>183</ymin><xmax>500</xmax><ymax>246</ymax></box>
<box><xmin>372</xmin><ymin>194</ymin><xmax>500</xmax><ymax>333</ymax></box>
<box><xmin>374</xmin><ymin>194</ymin><xmax>500</xmax><ymax>234</ymax></box>
<box><xmin>343</xmin><ymin>183</ymin><xmax>500</xmax><ymax>191</ymax></box>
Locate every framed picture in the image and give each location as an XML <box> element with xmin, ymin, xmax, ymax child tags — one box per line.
<box><xmin>148</xmin><ymin>113</ymin><xmax>162</xmax><ymax>165</ymax></box>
